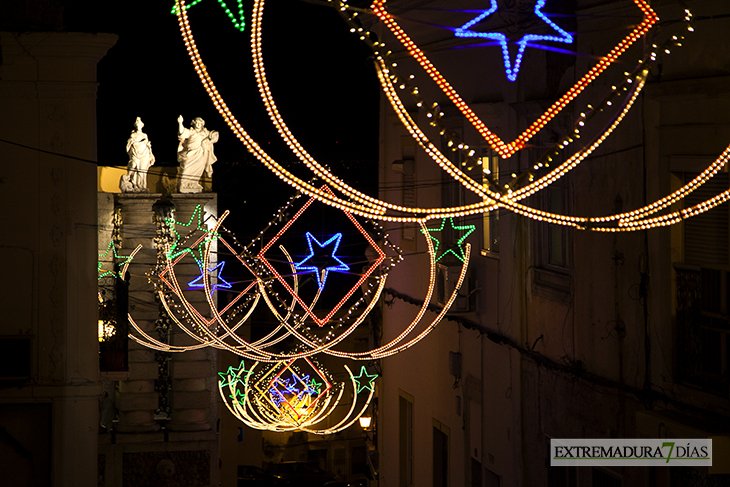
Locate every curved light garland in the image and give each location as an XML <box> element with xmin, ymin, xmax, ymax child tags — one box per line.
<box><xmin>176</xmin><ymin>0</ymin><xmax>726</xmax><ymax>231</ymax></box>
<box><xmin>128</xmin><ymin>198</ymin><xmax>469</xmax><ymax>362</ymax></box>
<box><xmin>371</xmin><ymin>0</ymin><xmax>658</xmax><ymax>158</ymax></box>
<box><xmin>335</xmin><ymin>4</ymin><xmax>730</xmax><ymax>231</ymax></box>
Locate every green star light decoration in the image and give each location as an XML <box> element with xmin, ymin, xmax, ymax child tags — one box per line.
<box><xmin>171</xmin><ymin>0</ymin><xmax>245</xmax><ymax>32</ymax></box>
<box><xmin>309</xmin><ymin>377</ymin><xmax>323</xmax><ymax>395</ymax></box>
<box><xmin>422</xmin><ymin>218</ymin><xmax>476</xmax><ymax>263</ymax></box>
<box><xmin>351</xmin><ymin>366</ymin><xmax>378</xmax><ymax>394</ymax></box>
<box><xmin>166</xmin><ymin>205</ymin><xmax>220</xmax><ymax>267</ymax></box>
<box><xmin>98</xmin><ymin>240</ymin><xmax>135</xmax><ymax>280</ymax></box>
<box><xmin>218</xmin><ymin>361</ymin><xmax>253</xmax><ymax>388</ymax></box>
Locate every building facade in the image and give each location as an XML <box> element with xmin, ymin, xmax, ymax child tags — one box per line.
<box><xmin>374</xmin><ymin>1</ymin><xmax>730</xmax><ymax>486</ymax></box>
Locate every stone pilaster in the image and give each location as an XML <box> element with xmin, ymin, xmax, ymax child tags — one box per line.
<box><xmin>115</xmin><ymin>193</ymin><xmax>163</xmax><ymax>433</ymax></box>
<box><xmin>166</xmin><ymin>194</ymin><xmax>217</xmax><ymax>432</ymax></box>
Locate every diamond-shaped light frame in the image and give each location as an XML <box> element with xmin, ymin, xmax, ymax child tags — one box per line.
<box><xmin>266</xmin><ymin>357</ymin><xmax>332</xmax><ymax>421</ymax></box>
<box><xmin>258</xmin><ymin>186</ymin><xmax>386</xmax><ymax>327</ymax></box>
<box><xmin>371</xmin><ymin>0</ymin><xmax>659</xmax><ymax>158</ymax></box>
<box><xmin>158</xmin><ymin>232</ymin><xmax>259</xmax><ymax>342</ymax></box>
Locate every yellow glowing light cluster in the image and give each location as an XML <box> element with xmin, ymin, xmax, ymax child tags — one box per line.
<box><xmin>220</xmin><ymin>361</ymin><xmax>375</xmax><ymax>434</ymax></box>
<box><xmin>98</xmin><ymin>244</ymin><xmax>142</xmax><ymax>341</ymax></box>
<box><xmin>369</xmin><ymin>0</ymin><xmax>659</xmax><ymax>158</ymax></box>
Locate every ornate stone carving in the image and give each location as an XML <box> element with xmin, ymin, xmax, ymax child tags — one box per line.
<box><xmin>122</xmin><ymin>117</ymin><xmax>155</xmax><ymax>193</ymax></box>
<box><xmin>176</xmin><ymin>115</ymin><xmax>218</xmax><ymax>193</ymax></box>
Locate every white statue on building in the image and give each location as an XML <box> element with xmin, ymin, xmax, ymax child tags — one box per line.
<box><xmin>177</xmin><ymin>115</ymin><xmax>219</xmax><ymax>193</ymax></box>
<box><xmin>121</xmin><ymin>117</ymin><xmax>155</xmax><ymax>193</ymax></box>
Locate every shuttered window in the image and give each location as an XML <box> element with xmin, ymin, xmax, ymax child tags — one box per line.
<box><xmin>683</xmin><ymin>172</ymin><xmax>729</xmax><ymax>267</ymax></box>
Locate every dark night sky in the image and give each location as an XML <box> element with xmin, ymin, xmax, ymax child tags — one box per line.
<box><xmin>64</xmin><ymin>0</ymin><xmax>380</xmax><ymax>239</ymax></box>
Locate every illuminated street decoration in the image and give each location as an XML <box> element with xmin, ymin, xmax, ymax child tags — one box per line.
<box><xmin>422</xmin><ymin>218</ymin><xmax>476</xmax><ymax>263</ymax></box>
<box><xmin>220</xmin><ymin>359</ymin><xmax>375</xmax><ymax>434</ymax></box>
<box><xmin>98</xmin><ymin>240</ymin><xmax>137</xmax><ymax>280</ymax></box>
<box><xmin>265</xmin><ymin>359</ymin><xmax>331</xmax><ymax>419</ymax></box>
<box><xmin>129</xmin><ymin>201</ymin><xmax>468</xmax><ymax>363</ymax></box>
<box><xmin>258</xmin><ymin>186</ymin><xmax>386</xmax><ymax>328</ymax></box>
<box><xmin>294</xmin><ymin>232</ymin><xmax>350</xmax><ymax>291</ymax></box>
<box><xmin>126</xmin><ymin>203</ymin><xmax>469</xmax><ymax>429</ymax></box>
<box><xmin>218</xmin><ymin>361</ymin><xmax>253</xmax><ymax>387</ymax></box>
<box><xmin>171</xmin><ymin>0</ymin><xmax>246</xmax><ymax>32</ymax></box>
<box><xmin>351</xmin><ymin>366</ymin><xmax>377</xmax><ymax>394</ymax></box>
<box><xmin>166</xmin><ymin>204</ymin><xmax>219</xmax><ymax>266</ymax></box>
<box><xmin>188</xmin><ymin>261</ymin><xmax>233</xmax><ymax>296</ymax></box>
<box><xmin>130</xmin><ymin>209</ymin><xmax>264</xmax><ymax>355</ymax></box>
<box><xmin>371</xmin><ymin>0</ymin><xmax>658</xmax><ymax>158</ymax></box>
<box><xmin>454</xmin><ymin>0</ymin><xmax>574</xmax><ymax>82</ymax></box>
<box><xmin>173</xmin><ymin>0</ymin><xmax>730</xmax><ymax>233</ymax></box>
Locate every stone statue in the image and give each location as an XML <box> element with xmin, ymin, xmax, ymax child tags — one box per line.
<box><xmin>121</xmin><ymin>117</ymin><xmax>155</xmax><ymax>193</ymax></box>
<box><xmin>177</xmin><ymin>115</ymin><xmax>219</xmax><ymax>193</ymax></box>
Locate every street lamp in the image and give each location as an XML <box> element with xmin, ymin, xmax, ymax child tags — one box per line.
<box><xmin>359</xmin><ymin>415</ymin><xmax>372</xmax><ymax>430</ymax></box>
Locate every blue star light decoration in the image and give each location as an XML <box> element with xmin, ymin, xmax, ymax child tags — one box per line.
<box><xmin>294</xmin><ymin>232</ymin><xmax>350</xmax><ymax>291</ymax></box>
<box><xmin>454</xmin><ymin>0</ymin><xmax>574</xmax><ymax>82</ymax></box>
<box><xmin>187</xmin><ymin>261</ymin><xmax>233</xmax><ymax>296</ymax></box>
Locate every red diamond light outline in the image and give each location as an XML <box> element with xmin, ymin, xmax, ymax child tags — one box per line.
<box><xmin>159</xmin><ymin>233</ymin><xmax>258</xmax><ymax>328</ymax></box>
<box><xmin>257</xmin><ymin>185</ymin><xmax>387</xmax><ymax>327</ymax></box>
<box><xmin>371</xmin><ymin>0</ymin><xmax>659</xmax><ymax>158</ymax></box>
<box><xmin>267</xmin><ymin>357</ymin><xmax>332</xmax><ymax>420</ymax></box>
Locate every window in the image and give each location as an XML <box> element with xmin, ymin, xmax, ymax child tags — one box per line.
<box><xmin>433</xmin><ymin>420</ymin><xmax>449</xmax><ymax>487</ymax></box>
<box><xmin>548</xmin><ymin>466</ymin><xmax>577</xmax><ymax>487</ymax></box>
<box><xmin>531</xmin><ymin>164</ymin><xmax>573</xmax><ymax>301</ymax></box>
<box><xmin>0</xmin><ymin>337</ymin><xmax>31</xmax><ymax>381</ymax></box>
<box><xmin>98</xmin><ymin>268</ymin><xmax>129</xmax><ymax>374</ymax></box>
<box><xmin>536</xmin><ymin>173</ymin><xmax>571</xmax><ymax>269</ymax></box>
<box><xmin>441</xmin><ymin>130</ymin><xmax>466</xmax><ymax>235</ymax></box>
<box><xmin>484</xmin><ymin>466</ymin><xmax>501</xmax><ymax>487</ymax></box>
<box><xmin>675</xmin><ymin>171</ymin><xmax>730</xmax><ymax>395</ymax></box>
<box><xmin>547</xmin><ymin>437</ymin><xmax>576</xmax><ymax>487</ymax></box>
<box><xmin>592</xmin><ymin>468</ymin><xmax>621</xmax><ymax>487</ymax></box>
<box><xmin>399</xmin><ymin>392</ymin><xmax>414</xmax><ymax>487</ymax></box>
<box><xmin>482</xmin><ymin>149</ymin><xmax>500</xmax><ymax>256</ymax></box>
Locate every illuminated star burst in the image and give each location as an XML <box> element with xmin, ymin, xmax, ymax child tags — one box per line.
<box><xmin>422</xmin><ymin>218</ymin><xmax>476</xmax><ymax>263</ymax></box>
<box><xmin>187</xmin><ymin>261</ymin><xmax>233</xmax><ymax>296</ymax></box>
<box><xmin>218</xmin><ymin>361</ymin><xmax>254</xmax><ymax>388</ymax></box>
<box><xmin>454</xmin><ymin>0</ymin><xmax>574</xmax><ymax>82</ymax></box>
<box><xmin>171</xmin><ymin>0</ymin><xmax>245</xmax><ymax>32</ymax></box>
<box><xmin>166</xmin><ymin>204</ymin><xmax>220</xmax><ymax>266</ymax></box>
<box><xmin>98</xmin><ymin>240</ymin><xmax>135</xmax><ymax>280</ymax></box>
<box><xmin>294</xmin><ymin>232</ymin><xmax>350</xmax><ymax>291</ymax></box>
<box><xmin>351</xmin><ymin>366</ymin><xmax>378</xmax><ymax>394</ymax></box>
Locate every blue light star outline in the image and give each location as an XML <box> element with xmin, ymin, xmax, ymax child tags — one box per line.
<box><xmin>351</xmin><ymin>366</ymin><xmax>378</xmax><ymax>394</ymax></box>
<box><xmin>165</xmin><ymin>205</ymin><xmax>220</xmax><ymax>267</ymax></box>
<box><xmin>421</xmin><ymin>218</ymin><xmax>476</xmax><ymax>263</ymax></box>
<box><xmin>171</xmin><ymin>0</ymin><xmax>245</xmax><ymax>32</ymax></box>
<box><xmin>98</xmin><ymin>240</ymin><xmax>134</xmax><ymax>280</ymax></box>
<box><xmin>187</xmin><ymin>261</ymin><xmax>233</xmax><ymax>297</ymax></box>
<box><xmin>454</xmin><ymin>0</ymin><xmax>574</xmax><ymax>82</ymax></box>
<box><xmin>294</xmin><ymin>232</ymin><xmax>350</xmax><ymax>291</ymax></box>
